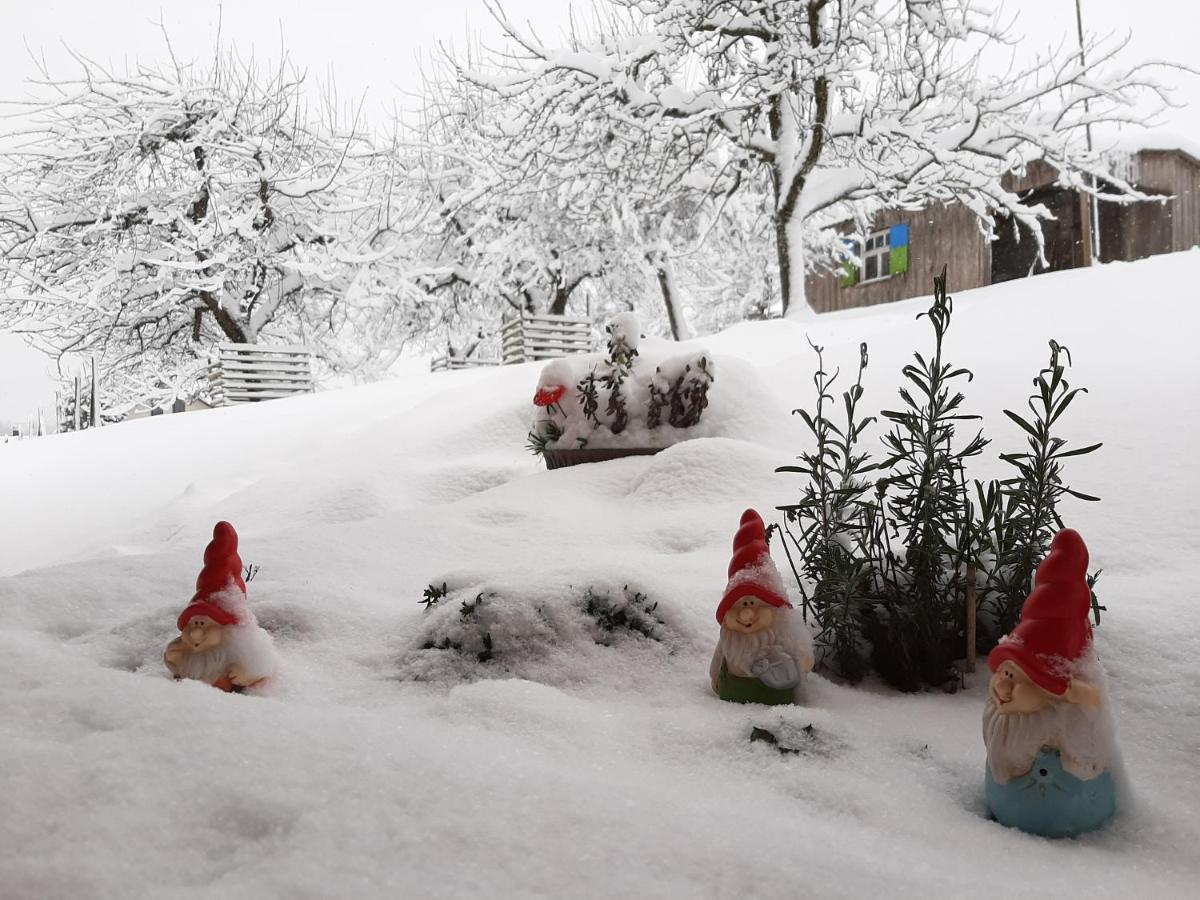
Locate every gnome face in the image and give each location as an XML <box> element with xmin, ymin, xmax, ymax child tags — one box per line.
<box><xmin>989</xmin><ymin>660</ymin><xmax>1054</xmax><ymax>715</ymax></box>
<box><xmin>723</xmin><ymin>595</ymin><xmax>777</xmax><ymax>635</ymax></box>
<box><xmin>179</xmin><ymin>614</ymin><xmax>225</xmax><ymax>654</ymax></box>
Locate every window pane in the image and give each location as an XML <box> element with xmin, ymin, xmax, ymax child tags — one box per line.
<box><xmin>865</xmin><ymin>255</ymin><xmax>878</xmax><ymax>280</ymax></box>
<box><xmin>880</xmin><ymin>252</ymin><xmax>890</xmax><ymax>277</ymax></box>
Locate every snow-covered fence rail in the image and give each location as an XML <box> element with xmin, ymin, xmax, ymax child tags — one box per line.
<box><xmin>208</xmin><ymin>343</ymin><xmax>315</xmax><ymax>406</ymax></box>
<box><xmin>430</xmin><ymin>356</ymin><xmax>501</xmax><ymax>373</ymax></box>
<box><xmin>501</xmin><ymin>313</ymin><xmax>594</xmax><ymax>365</ymax></box>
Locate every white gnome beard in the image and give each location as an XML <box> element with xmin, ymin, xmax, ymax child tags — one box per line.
<box><xmin>719</xmin><ymin>616</ymin><xmax>808</xmax><ymax>679</ymax></box>
<box><xmin>983</xmin><ymin>700</ymin><xmax>1112</xmax><ymax>783</ymax></box>
<box><xmin>175</xmin><ymin>642</ymin><xmax>232</xmax><ymax>684</ymax></box>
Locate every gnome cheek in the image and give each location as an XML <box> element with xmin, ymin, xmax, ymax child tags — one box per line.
<box><xmin>1008</xmin><ymin>683</ymin><xmax>1051</xmax><ymax>714</ymax></box>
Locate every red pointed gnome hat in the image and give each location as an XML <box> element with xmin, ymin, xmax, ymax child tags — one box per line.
<box><xmin>176</xmin><ymin>521</ymin><xmax>246</xmax><ymax>630</ymax></box>
<box><xmin>715</xmin><ymin>509</ymin><xmax>792</xmax><ymax>623</ymax></box>
<box><xmin>987</xmin><ymin>528</ymin><xmax>1093</xmax><ymax>695</ymax></box>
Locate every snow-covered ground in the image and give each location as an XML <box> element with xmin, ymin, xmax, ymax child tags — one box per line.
<box><xmin>2</xmin><ymin>252</ymin><xmax>1198</xmax><ymax>898</ymax></box>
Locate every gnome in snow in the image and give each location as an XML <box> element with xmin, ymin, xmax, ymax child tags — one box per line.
<box><xmin>164</xmin><ymin>521</ymin><xmax>277</xmax><ymax>693</ymax></box>
<box><xmin>710</xmin><ymin>509</ymin><xmax>813</xmax><ymax>705</ymax></box>
<box><xmin>983</xmin><ymin>528</ymin><xmax>1117</xmax><ymax>837</ymax></box>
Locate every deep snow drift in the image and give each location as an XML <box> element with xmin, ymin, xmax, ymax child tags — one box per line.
<box><xmin>2</xmin><ymin>252</ymin><xmax>1198</xmax><ymax>898</ymax></box>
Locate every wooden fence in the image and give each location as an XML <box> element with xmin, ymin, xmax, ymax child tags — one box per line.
<box><xmin>500</xmin><ymin>313</ymin><xmax>594</xmax><ymax>365</ymax></box>
<box><xmin>429</xmin><ymin>356</ymin><xmax>502</xmax><ymax>373</ymax></box>
<box><xmin>209</xmin><ymin>343</ymin><xmax>315</xmax><ymax>406</ymax></box>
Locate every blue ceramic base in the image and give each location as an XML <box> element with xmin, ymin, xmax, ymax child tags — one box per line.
<box><xmin>986</xmin><ymin>747</ymin><xmax>1115</xmax><ymax>838</ymax></box>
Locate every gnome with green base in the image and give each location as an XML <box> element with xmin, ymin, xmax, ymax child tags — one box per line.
<box><xmin>710</xmin><ymin>509</ymin><xmax>813</xmax><ymax>705</ymax></box>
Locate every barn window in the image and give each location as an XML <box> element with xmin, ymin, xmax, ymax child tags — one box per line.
<box><xmin>861</xmin><ymin>230</ymin><xmax>891</xmax><ymax>282</ymax></box>
<box><xmin>839</xmin><ymin>223</ymin><xmax>910</xmax><ymax>288</ymax></box>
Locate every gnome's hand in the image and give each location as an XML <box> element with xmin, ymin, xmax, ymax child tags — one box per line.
<box><xmin>751</xmin><ymin>647</ymin><xmax>802</xmax><ymax>690</ymax></box>
<box><xmin>228</xmin><ymin>663</ymin><xmax>252</xmax><ymax>687</ymax></box>
<box><xmin>163</xmin><ymin>638</ymin><xmax>184</xmax><ymax>673</ymax></box>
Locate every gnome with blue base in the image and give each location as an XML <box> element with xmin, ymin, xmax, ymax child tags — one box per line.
<box><xmin>983</xmin><ymin>529</ymin><xmax>1117</xmax><ymax>837</ymax></box>
<box><xmin>710</xmin><ymin>509</ymin><xmax>813</xmax><ymax>705</ymax></box>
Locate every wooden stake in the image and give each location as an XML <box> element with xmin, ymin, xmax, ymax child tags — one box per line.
<box><xmin>965</xmin><ymin>564</ymin><xmax>978</xmax><ymax>674</ymax></box>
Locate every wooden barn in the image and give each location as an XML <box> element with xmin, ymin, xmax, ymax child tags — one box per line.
<box><xmin>805</xmin><ymin>146</ymin><xmax>1200</xmax><ymax>313</ymax></box>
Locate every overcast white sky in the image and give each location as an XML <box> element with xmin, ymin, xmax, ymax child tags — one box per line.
<box><xmin>0</xmin><ymin>0</ymin><xmax>1195</xmax><ymax>424</ymax></box>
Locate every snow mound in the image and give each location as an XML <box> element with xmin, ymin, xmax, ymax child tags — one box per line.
<box><xmin>628</xmin><ymin>437</ymin><xmax>782</xmax><ymax>504</ymax></box>
<box><xmin>398</xmin><ymin>581</ymin><xmax>678</xmax><ymax>687</ymax></box>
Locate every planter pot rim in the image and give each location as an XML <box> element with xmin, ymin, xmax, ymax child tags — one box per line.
<box><xmin>542</xmin><ymin>446</ymin><xmax>664</xmax><ymax>469</ymax></box>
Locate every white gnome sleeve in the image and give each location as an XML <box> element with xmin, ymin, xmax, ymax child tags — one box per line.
<box><xmin>751</xmin><ymin>646</ymin><xmax>802</xmax><ymax>690</ymax></box>
<box><xmin>1055</xmin><ymin>703</ymin><xmax>1112</xmax><ymax>780</ymax></box>
<box><xmin>709</xmin><ymin>639</ymin><xmax>724</xmax><ymax>686</ymax></box>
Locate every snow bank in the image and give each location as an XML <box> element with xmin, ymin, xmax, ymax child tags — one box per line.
<box><xmin>2</xmin><ymin>251</ymin><xmax>1199</xmax><ymax>897</ymax></box>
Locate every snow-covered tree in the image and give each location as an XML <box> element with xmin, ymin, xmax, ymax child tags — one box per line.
<box><xmin>0</xmin><ymin>49</ymin><xmax>393</xmax><ymax>398</ymax></box>
<box><xmin>418</xmin><ymin>43</ymin><xmax>768</xmax><ymax>343</ymax></box>
<box><xmin>465</xmin><ymin>0</ymin><xmax>1172</xmax><ymax>315</ymax></box>
<box><xmin>404</xmin><ymin>71</ymin><xmax>613</xmax><ymax>342</ymax></box>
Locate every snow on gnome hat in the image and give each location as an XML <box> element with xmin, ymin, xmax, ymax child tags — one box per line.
<box><xmin>176</xmin><ymin>521</ymin><xmax>247</xmax><ymax>630</ymax></box>
<box><xmin>715</xmin><ymin>509</ymin><xmax>792</xmax><ymax>623</ymax></box>
<box><xmin>987</xmin><ymin>528</ymin><xmax>1093</xmax><ymax>696</ymax></box>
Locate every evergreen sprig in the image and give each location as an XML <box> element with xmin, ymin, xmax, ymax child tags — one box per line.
<box><xmin>866</xmin><ymin>267</ymin><xmax>986</xmax><ymax>689</ymax></box>
<box><xmin>577</xmin><ymin>370</ymin><xmax>601</xmax><ymax>428</ymax></box>
<box><xmin>526</xmin><ymin>421</ymin><xmax>565</xmax><ymax>456</ymax></box>
<box><xmin>974</xmin><ymin>340</ymin><xmax>1102</xmax><ymax>639</ymax></box>
<box><xmin>421</xmin><ymin>582</ymin><xmax>449</xmax><ymax>611</ymax></box>
<box><xmin>583</xmin><ymin>585</ymin><xmax>663</xmax><ymax>642</ymax></box>
<box><xmin>601</xmin><ymin>365</ymin><xmax>630</xmax><ymax>434</ymax></box>
<box><xmin>776</xmin><ymin>338</ymin><xmax>876</xmax><ymax>681</ymax></box>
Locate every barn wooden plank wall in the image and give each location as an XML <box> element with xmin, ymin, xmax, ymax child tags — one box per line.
<box><xmin>209</xmin><ymin>343</ymin><xmax>315</xmax><ymax>406</ymax></box>
<box><xmin>805</xmin><ymin>149</ymin><xmax>1200</xmax><ymax>315</ymax></box>
<box><xmin>1131</xmin><ymin>150</ymin><xmax>1200</xmax><ymax>254</ymax></box>
<box><xmin>500</xmin><ymin>313</ymin><xmax>594</xmax><ymax>364</ymax></box>
<box><xmin>805</xmin><ymin>202</ymin><xmax>992</xmax><ymax>314</ymax></box>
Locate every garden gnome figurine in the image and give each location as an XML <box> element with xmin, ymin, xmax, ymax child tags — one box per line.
<box><xmin>164</xmin><ymin>521</ymin><xmax>276</xmax><ymax>692</ymax></box>
<box><xmin>710</xmin><ymin>509</ymin><xmax>813</xmax><ymax>704</ymax></box>
<box><xmin>983</xmin><ymin>528</ymin><xmax>1117</xmax><ymax>837</ymax></box>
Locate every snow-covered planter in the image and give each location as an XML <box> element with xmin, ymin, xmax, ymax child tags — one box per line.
<box><xmin>527</xmin><ymin>313</ymin><xmax>715</xmax><ymax>468</ymax></box>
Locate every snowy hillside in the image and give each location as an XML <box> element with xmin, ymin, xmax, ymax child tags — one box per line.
<box><xmin>2</xmin><ymin>252</ymin><xmax>1198</xmax><ymax>898</ymax></box>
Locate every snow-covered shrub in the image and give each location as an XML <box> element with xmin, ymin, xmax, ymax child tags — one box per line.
<box><xmin>777</xmin><ymin>269</ymin><xmax>1104</xmax><ymax>692</ymax></box>
<box><xmin>400</xmin><ymin>581</ymin><xmax>673</xmax><ymax>684</ymax></box>
<box><xmin>582</xmin><ymin>585</ymin><xmax>665</xmax><ymax>644</ymax></box>
<box><xmin>527</xmin><ymin>313</ymin><xmax>715</xmax><ymax>455</ymax></box>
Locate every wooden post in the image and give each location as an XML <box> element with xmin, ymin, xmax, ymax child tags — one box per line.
<box><xmin>72</xmin><ymin>376</ymin><xmax>80</xmax><ymax>431</ymax></box>
<box><xmin>965</xmin><ymin>564</ymin><xmax>978</xmax><ymax>674</ymax></box>
<box><xmin>1078</xmin><ymin>193</ymin><xmax>1094</xmax><ymax>268</ymax></box>
<box><xmin>89</xmin><ymin>357</ymin><xmax>97</xmax><ymax>427</ymax></box>
<box><xmin>1074</xmin><ymin>0</ymin><xmax>1101</xmax><ymax>266</ymax></box>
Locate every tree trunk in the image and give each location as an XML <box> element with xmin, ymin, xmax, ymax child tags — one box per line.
<box><xmin>199</xmin><ymin>290</ymin><xmax>250</xmax><ymax>343</ymax></box>
<box><xmin>648</xmin><ymin>249</ymin><xmax>694</xmax><ymax>341</ymax></box>
<box><xmin>775</xmin><ymin>211</ymin><xmax>809</xmax><ymax>318</ymax></box>
<box><xmin>775</xmin><ymin>214</ymin><xmax>793</xmax><ymax>317</ymax></box>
